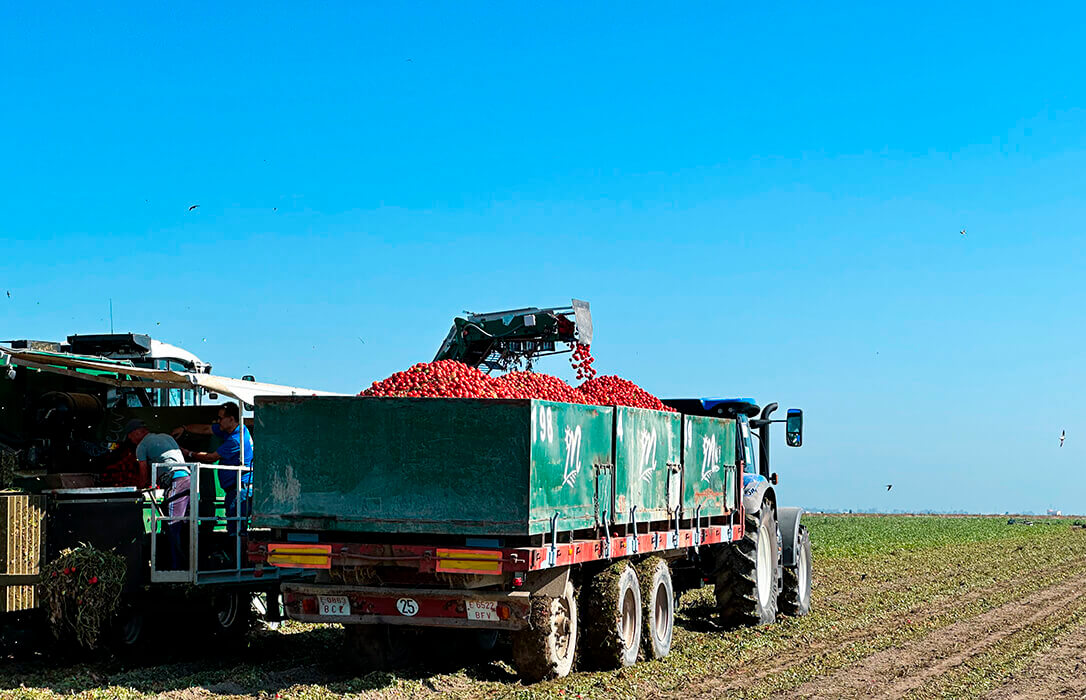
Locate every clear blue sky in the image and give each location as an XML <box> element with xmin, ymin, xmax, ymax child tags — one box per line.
<box><xmin>2</xmin><ymin>3</ymin><xmax>1084</xmax><ymax>514</ymax></box>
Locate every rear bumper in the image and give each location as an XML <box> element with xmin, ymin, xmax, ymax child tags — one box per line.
<box><xmin>282</xmin><ymin>582</ymin><xmax>532</xmax><ymax>630</ymax></box>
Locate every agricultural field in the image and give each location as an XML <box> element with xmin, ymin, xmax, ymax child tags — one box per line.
<box><xmin>3</xmin><ymin>515</ymin><xmax>1086</xmax><ymax>699</ymax></box>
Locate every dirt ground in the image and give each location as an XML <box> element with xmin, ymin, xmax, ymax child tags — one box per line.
<box><xmin>3</xmin><ymin>516</ymin><xmax>1086</xmax><ymax>699</ymax></box>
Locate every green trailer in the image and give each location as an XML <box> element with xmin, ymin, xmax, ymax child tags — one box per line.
<box><xmin>253</xmin><ymin>397</ymin><xmax>740</xmax><ymax>540</ymax></box>
<box><xmin>253</xmin><ymin>397</ymin><xmax>615</xmax><ymax>537</ymax></box>
<box><xmin>251</xmin><ymin>395</ymin><xmax>766</xmax><ymax>682</ymax></box>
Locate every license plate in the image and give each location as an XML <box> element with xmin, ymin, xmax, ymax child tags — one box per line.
<box><xmin>465</xmin><ymin>600</ymin><xmax>498</xmax><ymax>622</ymax></box>
<box><xmin>318</xmin><ymin>595</ymin><xmax>350</xmax><ymax>616</ymax></box>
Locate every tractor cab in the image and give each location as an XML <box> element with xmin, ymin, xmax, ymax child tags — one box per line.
<box><xmin>663</xmin><ymin>397</ymin><xmax>803</xmax><ymax>480</ymax></box>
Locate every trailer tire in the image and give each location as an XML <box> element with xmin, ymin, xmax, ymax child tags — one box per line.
<box><xmin>581</xmin><ymin>561</ymin><xmax>642</xmax><ymax>669</ymax></box>
<box><xmin>779</xmin><ymin>525</ymin><xmax>812</xmax><ymax>617</ymax></box>
<box><xmin>345</xmin><ymin>624</ymin><xmax>390</xmax><ymax>671</ymax></box>
<box><xmin>206</xmin><ymin>591</ymin><xmax>253</xmax><ymax>641</ymax></box>
<box><xmin>512</xmin><ymin>579</ymin><xmax>578</xmax><ymax>682</ymax></box>
<box><xmin>636</xmin><ymin>557</ymin><xmax>674</xmax><ymax>660</ymax></box>
<box><xmin>714</xmin><ymin>505</ymin><xmax>779</xmax><ymax>626</ymax></box>
<box><xmin>344</xmin><ymin>624</ymin><xmax>419</xmax><ymax>671</ymax></box>
<box><xmin>107</xmin><ymin>602</ymin><xmax>151</xmax><ymax>651</ymax></box>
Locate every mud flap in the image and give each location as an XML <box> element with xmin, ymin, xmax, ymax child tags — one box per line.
<box><xmin>778</xmin><ymin>506</ymin><xmax>805</xmax><ymax>568</ymax></box>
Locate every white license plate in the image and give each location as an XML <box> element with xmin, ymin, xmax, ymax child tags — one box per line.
<box><xmin>318</xmin><ymin>595</ymin><xmax>350</xmax><ymax>616</ymax></box>
<box><xmin>465</xmin><ymin>600</ymin><xmax>499</xmax><ymax>622</ymax></box>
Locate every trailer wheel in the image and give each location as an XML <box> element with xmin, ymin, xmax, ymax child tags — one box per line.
<box><xmin>512</xmin><ymin>579</ymin><xmax>578</xmax><ymax>682</ymax></box>
<box><xmin>779</xmin><ymin>525</ymin><xmax>812</xmax><ymax>617</ymax></box>
<box><xmin>581</xmin><ymin>561</ymin><xmax>642</xmax><ymax>669</ymax></box>
<box><xmin>107</xmin><ymin>602</ymin><xmax>150</xmax><ymax>651</ymax></box>
<box><xmin>714</xmin><ymin>505</ymin><xmax>779</xmax><ymax>626</ymax></box>
<box><xmin>206</xmin><ymin>591</ymin><xmax>253</xmax><ymax>640</ymax></box>
<box><xmin>636</xmin><ymin>557</ymin><xmax>674</xmax><ymax>660</ymax></box>
<box><xmin>344</xmin><ymin>624</ymin><xmax>419</xmax><ymax>670</ymax></box>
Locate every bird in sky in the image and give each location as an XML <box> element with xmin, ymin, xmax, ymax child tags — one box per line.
<box><xmin>5</xmin><ymin>291</ymin><xmax>9</xmax><ymax>298</ymax></box>
<box><xmin>886</xmin><ymin>484</ymin><xmax>893</xmax><ymax>491</ymax></box>
<box><xmin>1059</xmin><ymin>430</ymin><xmax>1066</xmax><ymax>447</ymax></box>
<box><xmin>188</xmin><ymin>204</ymin><xmax>200</xmax><ymax>211</ymax></box>
<box><xmin>960</xmin><ymin>229</ymin><xmax>966</xmax><ymax>235</ymax></box>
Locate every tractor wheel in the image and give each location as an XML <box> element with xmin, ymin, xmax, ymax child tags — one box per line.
<box><xmin>779</xmin><ymin>525</ymin><xmax>812</xmax><ymax>617</ymax></box>
<box><xmin>714</xmin><ymin>505</ymin><xmax>779</xmax><ymax>626</ymax></box>
<box><xmin>512</xmin><ymin>579</ymin><xmax>579</xmax><ymax>682</ymax></box>
<box><xmin>636</xmin><ymin>557</ymin><xmax>674</xmax><ymax>660</ymax></box>
<box><xmin>581</xmin><ymin>561</ymin><xmax>642</xmax><ymax>669</ymax></box>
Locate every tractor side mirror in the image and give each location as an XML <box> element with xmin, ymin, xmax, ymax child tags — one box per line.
<box><xmin>786</xmin><ymin>409</ymin><xmax>803</xmax><ymax>447</ymax></box>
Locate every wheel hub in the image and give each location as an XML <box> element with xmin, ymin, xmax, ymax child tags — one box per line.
<box><xmin>554</xmin><ymin>596</ymin><xmax>573</xmax><ymax>659</ymax></box>
<box><xmin>620</xmin><ymin>587</ymin><xmax>637</xmax><ymax>648</ymax></box>
<box><xmin>654</xmin><ymin>581</ymin><xmax>670</xmax><ymax>640</ymax></box>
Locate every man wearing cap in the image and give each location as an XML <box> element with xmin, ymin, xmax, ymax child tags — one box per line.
<box><xmin>125</xmin><ymin>419</ymin><xmax>190</xmax><ymax>569</ymax></box>
<box><xmin>173</xmin><ymin>402</ymin><xmax>253</xmax><ymax>536</ymax></box>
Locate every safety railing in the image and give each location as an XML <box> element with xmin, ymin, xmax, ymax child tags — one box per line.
<box><xmin>147</xmin><ymin>461</ymin><xmax>261</xmax><ymax>584</ymax></box>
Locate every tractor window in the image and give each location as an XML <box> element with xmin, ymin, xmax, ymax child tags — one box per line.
<box><xmin>739</xmin><ymin>416</ymin><xmax>757</xmax><ymax>475</ymax></box>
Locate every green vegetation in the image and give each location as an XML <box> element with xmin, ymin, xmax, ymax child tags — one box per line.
<box><xmin>2</xmin><ymin>516</ymin><xmax>1085</xmax><ymax>699</ymax></box>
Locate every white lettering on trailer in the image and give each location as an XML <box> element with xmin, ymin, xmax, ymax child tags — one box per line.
<box><xmin>536</xmin><ymin>405</ymin><xmax>555</xmax><ymax>444</ymax></box>
<box><xmin>637</xmin><ymin>428</ymin><xmax>658</xmax><ymax>482</ymax></box>
<box><xmin>562</xmin><ymin>425</ymin><xmax>583</xmax><ymax>487</ymax></box>
<box><xmin>701</xmin><ymin>434</ymin><xmax>721</xmax><ymax>482</ymax></box>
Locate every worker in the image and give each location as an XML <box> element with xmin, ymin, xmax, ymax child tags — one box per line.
<box><xmin>173</xmin><ymin>402</ymin><xmax>253</xmax><ymax>536</ymax></box>
<box><xmin>125</xmin><ymin>419</ymin><xmax>190</xmax><ymax>569</ymax></box>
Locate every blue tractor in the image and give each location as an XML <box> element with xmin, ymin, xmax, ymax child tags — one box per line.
<box><xmin>663</xmin><ymin>397</ymin><xmax>810</xmax><ymax>625</ymax></box>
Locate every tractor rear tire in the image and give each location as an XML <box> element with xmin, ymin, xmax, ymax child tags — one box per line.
<box><xmin>779</xmin><ymin>525</ymin><xmax>812</xmax><ymax>617</ymax></box>
<box><xmin>714</xmin><ymin>506</ymin><xmax>779</xmax><ymax>626</ymax></box>
<box><xmin>512</xmin><ymin>579</ymin><xmax>579</xmax><ymax>682</ymax></box>
<box><xmin>581</xmin><ymin>561</ymin><xmax>642</xmax><ymax>669</ymax></box>
<box><xmin>636</xmin><ymin>557</ymin><xmax>674</xmax><ymax>660</ymax></box>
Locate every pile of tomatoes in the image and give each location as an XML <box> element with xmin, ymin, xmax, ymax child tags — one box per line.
<box><xmin>362</xmin><ymin>357</ymin><xmax>672</xmax><ymax>412</ymax></box>
<box><xmin>578</xmin><ymin>375</ymin><xmax>677</xmax><ymax>412</ymax></box>
<box><xmin>492</xmin><ymin>371</ymin><xmax>588</xmax><ymax>404</ymax></box>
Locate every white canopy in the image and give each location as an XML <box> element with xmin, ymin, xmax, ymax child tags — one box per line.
<box><xmin>0</xmin><ymin>346</ymin><xmax>345</xmax><ymax>404</ymax></box>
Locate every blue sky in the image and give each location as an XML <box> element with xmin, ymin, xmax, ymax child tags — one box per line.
<box><xmin>2</xmin><ymin>3</ymin><xmax>1084</xmax><ymax>513</ymax></box>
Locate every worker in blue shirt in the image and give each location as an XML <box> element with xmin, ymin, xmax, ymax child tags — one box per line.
<box><xmin>174</xmin><ymin>402</ymin><xmax>254</xmax><ymax>536</ymax></box>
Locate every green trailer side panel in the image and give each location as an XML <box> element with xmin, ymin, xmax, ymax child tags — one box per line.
<box><xmin>528</xmin><ymin>402</ymin><xmax>614</xmax><ymax>534</ymax></box>
<box><xmin>681</xmin><ymin>414</ymin><xmax>737</xmax><ymax>518</ymax></box>
<box><xmin>252</xmin><ymin>397</ymin><xmax>612</xmax><ymax>537</ymax></box>
<box><xmin>613</xmin><ymin>407</ymin><xmax>682</xmax><ymax>524</ymax></box>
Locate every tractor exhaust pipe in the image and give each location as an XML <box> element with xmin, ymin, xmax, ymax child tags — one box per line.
<box><xmin>757</xmin><ymin>402</ymin><xmax>778</xmax><ymax>477</ymax></box>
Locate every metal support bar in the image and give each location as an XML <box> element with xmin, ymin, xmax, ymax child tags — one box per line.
<box><xmin>545</xmin><ymin>512</ymin><xmax>560</xmax><ymax>568</ymax></box>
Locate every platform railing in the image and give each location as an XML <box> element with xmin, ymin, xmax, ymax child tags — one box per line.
<box><xmin>147</xmin><ymin>461</ymin><xmax>260</xmax><ymax>584</ymax></box>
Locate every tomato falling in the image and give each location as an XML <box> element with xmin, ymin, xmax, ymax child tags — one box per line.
<box><xmin>569</xmin><ymin>343</ymin><xmax>597</xmax><ymax>381</ymax></box>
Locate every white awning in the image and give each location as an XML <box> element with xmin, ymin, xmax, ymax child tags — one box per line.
<box><xmin>0</xmin><ymin>346</ymin><xmax>345</xmax><ymax>404</ymax></box>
